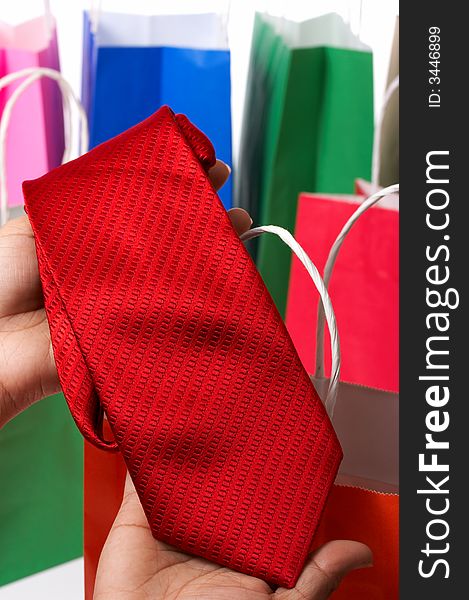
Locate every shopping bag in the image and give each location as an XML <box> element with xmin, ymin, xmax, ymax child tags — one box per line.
<box><xmin>0</xmin><ymin>395</ymin><xmax>83</xmax><ymax>586</ymax></box>
<box><xmin>286</xmin><ymin>187</ymin><xmax>398</xmax><ymax>392</ymax></box>
<box><xmin>244</xmin><ymin>216</ymin><xmax>398</xmax><ymax>598</ymax></box>
<box><xmin>290</xmin><ymin>186</ymin><xmax>399</xmax><ymax>598</ymax></box>
<box><xmin>285</xmin><ymin>55</ymin><xmax>400</xmax><ymax>392</ymax></box>
<box><xmin>82</xmin><ymin>10</ymin><xmax>232</xmax><ymax>208</ymax></box>
<box><xmin>0</xmin><ymin>13</ymin><xmax>63</xmax><ymax>209</ymax></box>
<box><xmin>0</xmin><ymin>69</ymin><xmax>88</xmax><ymax>586</ymax></box>
<box><xmin>237</xmin><ymin>12</ymin><xmax>374</xmax><ymax>315</ymax></box>
<box><xmin>84</xmin><ymin>425</ymin><xmax>126</xmax><ymax>600</ymax></box>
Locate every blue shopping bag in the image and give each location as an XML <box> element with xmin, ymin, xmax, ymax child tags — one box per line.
<box><xmin>82</xmin><ymin>11</ymin><xmax>232</xmax><ymax>208</ymax></box>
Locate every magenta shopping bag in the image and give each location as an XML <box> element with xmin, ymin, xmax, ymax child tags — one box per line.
<box><xmin>0</xmin><ymin>14</ymin><xmax>64</xmax><ymax>208</ymax></box>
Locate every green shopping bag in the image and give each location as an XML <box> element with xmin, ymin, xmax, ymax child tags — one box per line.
<box><xmin>0</xmin><ymin>394</ymin><xmax>83</xmax><ymax>586</ymax></box>
<box><xmin>238</xmin><ymin>13</ymin><xmax>374</xmax><ymax>316</ymax></box>
<box><xmin>0</xmin><ymin>54</ymin><xmax>87</xmax><ymax>587</ymax></box>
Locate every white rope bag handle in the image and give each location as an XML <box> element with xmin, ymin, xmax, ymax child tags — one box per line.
<box><xmin>0</xmin><ymin>67</ymin><xmax>89</xmax><ymax>225</ymax></box>
<box><xmin>314</xmin><ymin>183</ymin><xmax>400</xmax><ymax>413</ymax></box>
<box><xmin>371</xmin><ymin>75</ymin><xmax>399</xmax><ymax>187</ymax></box>
<box><xmin>241</xmin><ymin>225</ymin><xmax>340</xmax><ymax>418</ymax></box>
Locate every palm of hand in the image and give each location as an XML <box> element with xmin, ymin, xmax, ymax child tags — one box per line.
<box><xmin>94</xmin><ymin>475</ymin><xmax>370</xmax><ymax>600</ymax></box>
<box><xmin>95</xmin><ymin>476</ymin><xmax>274</xmax><ymax>600</ymax></box>
<box><xmin>0</xmin><ymin>216</ymin><xmax>59</xmax><ymax>425</ymax></box>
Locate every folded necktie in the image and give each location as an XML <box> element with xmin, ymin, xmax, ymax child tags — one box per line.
<box><xmin>23</xmin><ymin>106</ymin><xmax>342</xmax><ymax>588</ymax></box>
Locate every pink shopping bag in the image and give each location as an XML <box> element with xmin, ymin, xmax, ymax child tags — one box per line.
<box><xmin>0</xmin><ymin>14</ymin><xmax>64</xmax><ymax>208</ymax></box>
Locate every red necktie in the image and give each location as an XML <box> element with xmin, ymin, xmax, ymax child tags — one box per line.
<box><xmin>23</xmin><ymin>106</ymin><xmax>342</xmax><ymax>589</ymax></box>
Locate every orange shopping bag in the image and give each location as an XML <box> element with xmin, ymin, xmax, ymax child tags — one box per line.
<box><xmin>84</xmin><ymin>423</ymin><xmax>126</xmax><ymax>600</ymax></box>
<box><xmin>83</xmin><ymin>187</ymin><xmax>398</xmax><ymax>598</ymax></box>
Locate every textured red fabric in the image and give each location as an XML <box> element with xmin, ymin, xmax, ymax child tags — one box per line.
<box><xmin>23</xmin><ymin>105</ymin><xmax>342</xmax><ymax>588</ymax></box>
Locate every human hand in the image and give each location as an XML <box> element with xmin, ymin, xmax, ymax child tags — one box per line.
<box><xmin>95</xmin><ymin>474</ymin><xmax>372</xmax><ymax>600</ymax></box>
<box><xmin>0</xmin><ymin>160</ymin><xmax>372</xmax><ymax>599</ymax></box>
<box><xmin>0</xmin><ymin>161</ymin><xmax>250</xmax><ymax>427</ymax></box>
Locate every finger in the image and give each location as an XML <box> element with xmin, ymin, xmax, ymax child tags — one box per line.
<box><xmin>111</xmin><ymin>472</ymin><xmax>189</xmax><ymax>571</ymax></box>
<box><xmin>123</xmin><ymin>470</ymin><xmax>136</xmax><ymax>496</ymax></box>
<box><xmin>95</xmin><ymin>471</ymin><xmax>159</xmax><ymax>598</ymax></box>
<box><xmin>208</xmin><ymin>159</ymin><xmax>230</xmax><ymax>191</ymax></box>
<box><xmin>113</xmin><ymin>472</ymin><xmax>148</xmax><ymax>529</ymax></box>
<box><xmin>276</xmin><ymin>540</ymin><xmax>372</xmax><ymax>600</ymax></box>
<box><xmin>228</xmin><ymin>208</ymin><xmax>253</xmax><ymax>236</ymax></box>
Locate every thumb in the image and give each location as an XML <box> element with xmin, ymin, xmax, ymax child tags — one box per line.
<box><xmin>276</xmin><ymin>540</ymin><xmax>373</xmax><ymax>600</ymax></box>
<box><xmin>112</xmin><ymin>471</ymin><xmax>148</xmax><ymax>528</ymax></box>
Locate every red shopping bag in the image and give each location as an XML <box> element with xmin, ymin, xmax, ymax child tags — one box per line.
<box><xmin>290</xmin><ymin>185</ymin><xmax>399</xmax><ymax>599</ymax></box>
<box><xmin>286</xmin><ymin>186</ymin><xmax>398</xmax><ymax>392</ymax></box>
<box><xmin>248</xmin><ymin>216</ymin><xmax>399</xmax><ymax>598</ymax></box>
